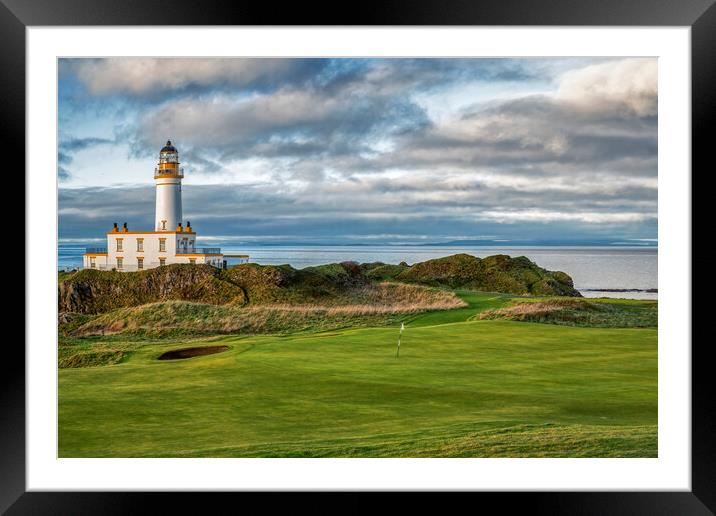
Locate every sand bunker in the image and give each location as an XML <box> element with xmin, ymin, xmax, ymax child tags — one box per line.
<box><xmin>158</xmin><ymin>345</ymin><xmax>230</xmax><ymax>360</ymax></box>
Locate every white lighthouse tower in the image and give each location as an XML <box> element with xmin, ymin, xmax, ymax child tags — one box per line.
<box><xmin>154</xmin><ymin>140</ymin><xmax>183</xmax><ymax>231</ymax></box>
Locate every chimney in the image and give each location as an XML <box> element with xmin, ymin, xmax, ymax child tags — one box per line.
<box><xmin>185</xmin><ymin>221</ymin><xmax>192</xmax><ymax>232</ymax></box>
<box><xmin>112</xmin><ymin>222</ymin><xmax>118</xmax><ymax>232</ymax></box>
<box><xmin>122</xmin><ymin>222</ymin><xmax>128</xmax><ymax>232</ymax></box>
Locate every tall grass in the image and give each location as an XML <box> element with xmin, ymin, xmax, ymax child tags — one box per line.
<box><xmin>69</xmin><ymin>282</ymin><xmax>466</xmax><ymax>338</ymax></box>
<box><xmin>479</xmin><ymin>298</ymin><xmax>657</xmax><ymax>328</ymax></box>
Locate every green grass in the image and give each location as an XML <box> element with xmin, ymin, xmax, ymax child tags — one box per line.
<box><xmin>480</xmin><ymin>297</ymin><xmax>657</xmax><ymax>328</ymax></box>
<box><xmin>58</xmin><ymin>294</ymin><xmax>657</xmax><ymax>457</ymax></box>
<box><xmin>58</xmin><ymin>270</ymin><xmax>77</xmax><ymax>282</ymax></box>
<box><xmin>406</xmin><ymin>291</ymin><xmax>511</xmax><ymax>326</ymax></box>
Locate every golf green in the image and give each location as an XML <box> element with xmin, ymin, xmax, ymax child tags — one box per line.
<box><xmin>58</xmin><ymin>306</ymin><xmax>657</xmax><ymax>457</ymax></box>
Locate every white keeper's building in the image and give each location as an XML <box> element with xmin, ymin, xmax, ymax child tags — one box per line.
<box><xmin>83</xmin><ymin>141</ymin><xmax>228</xmax><ymax>272</ymax></box>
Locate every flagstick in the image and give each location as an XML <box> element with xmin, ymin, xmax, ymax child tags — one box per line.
<box><xmin>396</xmin><ymin>322</ymin><xmax>404</xmax><ymax>358</ymax></box>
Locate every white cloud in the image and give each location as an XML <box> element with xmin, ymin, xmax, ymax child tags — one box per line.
<box><xmin>138</xmin><ymin>89</ymin><xmax>340</xmax><ymax>148</ymax></box>
<box><xmin>556</xmin><ymin>58</ymin><xmax>658</xmax><ymax>116</ymax></box>
<box><xmin>70</xmin><ymin>58</ymin><xmax>312</xmax><ymax>95</ymax></box>
<box><xmin>479</xmin><ymin>209</ymin><xmax>653</xmax><ymax>224</ymax></box>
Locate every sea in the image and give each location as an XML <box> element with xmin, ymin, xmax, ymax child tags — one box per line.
<box><xmin>58</xmin><ymin>244</ymin><xmax>658</xmax><ymax>300</ymax></box>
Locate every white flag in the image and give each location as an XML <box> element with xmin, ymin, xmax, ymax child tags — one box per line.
<box><xmin>400</xmin><ymin>322</ymin><xmax>405</xmax><ymax>332</ymax></box>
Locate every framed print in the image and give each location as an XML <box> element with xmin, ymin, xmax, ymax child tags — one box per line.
<box><xmin>7</xmin><ymin>0</ymin><xmax>712</xmax><ymax>512</ymax></box>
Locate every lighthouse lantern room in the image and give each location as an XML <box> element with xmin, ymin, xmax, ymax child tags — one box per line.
<box><xmin>155</xmin><ymin>140</ymin><xmax>183</xmax><ymax>231</ymax></box>
<box><xmin>83</xmin><ymin>141</ymin><xmax>226</xmax><ymax>272</ymax></box>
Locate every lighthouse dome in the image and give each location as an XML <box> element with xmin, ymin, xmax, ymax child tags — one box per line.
<box><xmin>161</xmin><ymin>140</ymin><xmax>177</xmax><ymax>153</ymax></box>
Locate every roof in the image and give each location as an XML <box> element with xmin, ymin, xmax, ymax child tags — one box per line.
<box><xmin>160</xmin><ymin>140</ymin><xmax>177</xmax><ymax>153</ymax></box>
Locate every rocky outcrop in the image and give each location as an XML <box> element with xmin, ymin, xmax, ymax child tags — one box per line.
<box><xmin>58</xmin><ymin>254</ymin><xmax>580</xmax><ymax>315</ymax></box>
<box><xmin>58</xmin><ymin>265</ymin><xmax>247</xmax><ymax>314</ymax></box>
<box><xmin>363</xmin><ymin>254</ymin><xmax>580</xmax><ymax>297</ymax></box>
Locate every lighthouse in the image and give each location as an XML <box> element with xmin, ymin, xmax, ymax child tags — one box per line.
<box><xmin>81</xmin><ymin>140</ymin><xmax>247</xmax><ymax>272</ymax></box>
<box><xmin>154</xmin><ymin>140</ymin><xmax>183</xmax><ymax>231</ymax></box>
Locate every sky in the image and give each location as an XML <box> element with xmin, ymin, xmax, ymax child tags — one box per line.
<box><xmin>58</xmin><ymin>57</ymin><xmax>658</xmax><ymax>245</ymax></box>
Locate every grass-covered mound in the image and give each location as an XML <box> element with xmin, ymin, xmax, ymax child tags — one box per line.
<box><xmin>65</xmin><ymin>283</ymin><xmax>467</xmax><ymax>339</ymax></box>
<box><xmin>58</xmin><ymin>264</ymin><xmax>247</xmax><ymax>314</ymax></box>
<box><xmin>370</xmin><ymin>253</ymin><xmax>580</xmax><ymax>296</ymax></box>
<box><xmin>479</xmin><ymin>297</ymin><xmax>657</xmax><ymax>328</ymax></box>
<box><xmin>59</xmin><ymin>339</ymin><xmax>137</xmax><ymax>369</ymax></box>
<box><xmin>58</xmin><ymin>254</ymin><xmax>580</xmax><ymax>316</ymax></box>
<box><xmin>223</xmin><ymin>261</ymin><xmax>371</xmax><ymax>305</ymax></box>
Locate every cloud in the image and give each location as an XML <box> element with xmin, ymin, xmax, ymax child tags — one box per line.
<box><xmin>58</xmin><ymin>57</ymin><xmax>658</xmax><ymax>242</ymax></box>
<box><xmin>58</xmin><ymin>166</ymin><xmax>71</xmax><ymax>181</ymax></box>
<box><xmin>132</xmin><ymin>86</ymin><xmax>429</xmax><ymax>165</ymax></box>
<box><xmin>371</xmin><ymin>59</ymin><xmax>657</xmax><ymax>180</ymax></box>
<box><xmin>122</xmin><ymin>58</ymin><xmax>656</xmax><ymax>179</ymax></box>
<box><xmin>60</xmin><ymin>136</ymin><xmax>114</xmax><ymax>152</ymax></box>
<box><xmin>58</xmin><ymin>166</ymin><xmax>657</xmax><ymax>242</ymax></box>
<box><xmin>65</xmin><ymin>57</ymin><xmax>540</xmax><ymax>98</ymax></box>
<box><xmin>556</xmin><ymin>58</ymin><xmax>657</xmax><ymax>116</ymax></box>
<box><xmin>65</xmin><ymin>58</ymin><xmax>327</xmax><ymax>96</ymax></box>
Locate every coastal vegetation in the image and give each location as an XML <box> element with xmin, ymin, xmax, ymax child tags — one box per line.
<box><xmin>57</xmin><ymin>253</ymin><xmax>580</xmax><ymax>314</ymax></box>
<box><xmin>479</xmin><ymin>297</ymin><xmax>657</xmax><ymax>328</ymax></box>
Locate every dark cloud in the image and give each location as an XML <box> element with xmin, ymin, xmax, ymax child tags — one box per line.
<box><xmin>58</xmin><ymin>166</ymin><xmax>71</xmax><ymax>181</ymax></box>
<box><xmin>60</xmin><ymin>136</ymin><xmax>114</xmax><ymax>152</ymax></box>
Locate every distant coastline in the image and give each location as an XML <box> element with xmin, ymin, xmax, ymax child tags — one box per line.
<box><xmin>59</xmin><ymin>239</ymin><xmax>658</xmax><ymax>248</ymax></box>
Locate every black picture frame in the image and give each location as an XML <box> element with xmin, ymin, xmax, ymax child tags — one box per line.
<box><xmin>6</xmin><ymin>0</ymin><xmax>709</xmax><ymax>513</ymax></box>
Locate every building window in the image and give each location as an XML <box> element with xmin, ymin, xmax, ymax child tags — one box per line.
<box><xmin>159</xmin><ymin>239</ymin><xmax>166</xmax><ymax>252</ymax></box>
<box><xmin>116</xmin><ymin>239</ymin><xmax>123</xmax><ymax>252</ymax></box>
<box><xmin>116</xmin><ymin>257</ymin><xmax>123</xmax><ymax>270</ymax></box>
<box><xmin>159</xmin><ymin>258</ymin><xmax>166</xmax><ymax>266</ymax></box>
<box><xmin>189</xmin><ymin>258</ymin><xmax>196</xmax><ymax>265</ymax></box>
<box><xmin>137</xmin><ymin>239</ymin><xmax>144</xmax><ymax>252</ymax></box>
<box><xmin>161</xmin><ymin>220</ymin><xmax>167</xmax><ymax>230</ymax></box>
<box><xmin>137</xmin><ymin>257</ymin><xmax>144</xmax><ymax>270</ymax></box>
<box><xmin>90</xmin><ymin>257</ymin><xmax>96</xmax><ymax>268</ymax></box>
